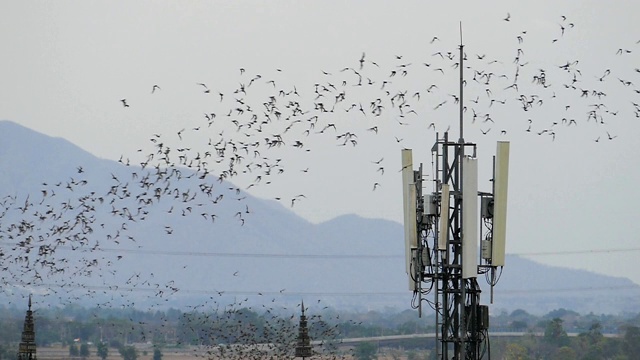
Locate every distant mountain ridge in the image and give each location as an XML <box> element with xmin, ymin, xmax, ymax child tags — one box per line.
<box><xmin>1</xmin><ymin>119</ymin><xmax>638</xmax><ymax>315</ymax></box>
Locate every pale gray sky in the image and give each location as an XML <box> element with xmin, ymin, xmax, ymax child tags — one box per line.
<box><xmin>2</xmin><ymin>1</ymin><xmax>640</xmax><ymax>285</ymax></box>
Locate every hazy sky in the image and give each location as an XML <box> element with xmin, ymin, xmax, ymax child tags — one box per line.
<box><xmin>2</xmin><ymin>1</ymin><xmax>640</xmax><ymax>285</ymax></box>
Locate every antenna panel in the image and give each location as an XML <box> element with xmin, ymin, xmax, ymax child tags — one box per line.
<box><xmin>407</xmin><ymin>182</ymin><xmax>418</xmax><ymax>290</ymax></box>
<box><xmin>492</xmin><ymin>141</ymin><xmax>510</xmax><ymax>266</ymax></box>
<box><xmin>401</xmin><ymin>149</ymin><xmax>417</xmax><ymax>290</ymax></box>
<box><xmin>437</xmin><ymin>184</ymin><xmax>450</xmax><ymax>251</ymax></box>
<box><xmin>462</xmin><ymin>156</ymin><xmax>478</xmax><ymax>279</ymax></box>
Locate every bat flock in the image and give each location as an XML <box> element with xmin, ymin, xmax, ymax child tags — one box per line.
<box><xmin>1</xmin><ymin>12</ymin><xmax>639</xmax><ymax>358</ymax></box>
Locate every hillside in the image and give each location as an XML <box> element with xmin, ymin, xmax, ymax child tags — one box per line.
<box><xmin>0</xmin><ymin>120</ymin><xmax>638</xmax><ymax>315</ymax></box>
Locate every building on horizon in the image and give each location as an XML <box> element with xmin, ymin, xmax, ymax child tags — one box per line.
<box><xmin>294</xmin><ymin>300</ymin><xmax>312</xmax><ymax>359</ymax></box>
<box><xmin>17</xmin><ymin>295</ymin><xmax>37</xmax><ymax>360</ymax></box>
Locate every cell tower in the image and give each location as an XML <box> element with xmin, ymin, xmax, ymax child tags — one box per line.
<box><xmin>401</xmin><ymin>37</ymin><xmax>510</xmax><ymax>359</ymax></box>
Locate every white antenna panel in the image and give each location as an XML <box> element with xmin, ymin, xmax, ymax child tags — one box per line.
<box><xmin>407</xmin><ymin>182</ymin><xmax>418</xmax><ymax>291</ymax></box>
<box><xmin>437</xmin><ymin>184</ymin><xmax>450</xmax><ymax>251</ymax></box>
<box><xmin>401</xmin><ymin>149</ymin><xmax>417</xmax><ymax>290</ymax></box>
<box><xmin>462</xmin><ymin>156</ymin><xmax>478</xmax><ymax>279</ymax></box>
<box><xmin>492</xmin><ymin>141</ymin><xmax>510</xmax><ymax>266</ymax></box>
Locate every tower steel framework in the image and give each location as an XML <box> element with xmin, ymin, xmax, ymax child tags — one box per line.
<box><xmin>405</xmin><ymin>38</ymin><xmax>506</xmax><ymax>359</ymax></box>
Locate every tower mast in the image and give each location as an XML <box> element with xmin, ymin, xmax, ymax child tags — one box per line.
<box><xmin>401</xmin><ymin>24</ymin><xmax>508</xmax><ymax>359</ymax></box>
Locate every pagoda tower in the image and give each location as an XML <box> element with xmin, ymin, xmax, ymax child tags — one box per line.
<box><xmin>17</xmin><ymin>295</ymin><xmax>37</xmax><ymax>360</ymax></box>
<box><xmin>294</xmin><ymin>300</ymin><xmax>313</xmax><ymax>359</ymax></box>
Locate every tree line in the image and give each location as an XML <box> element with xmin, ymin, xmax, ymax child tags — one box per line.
<box><xmin>1</xmin><ymin>304</ymin><xmax>640</xmax><ymax>359</ymax></box>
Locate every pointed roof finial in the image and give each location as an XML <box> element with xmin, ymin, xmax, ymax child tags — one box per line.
<box><xmin>18</xmin><ymin>294</ymin><xmax>37</xmax><ymax>360</ymax></box>
<box><xmin>295</xmin><ymin>298</ymin><xmax>312</xmax><ymax>358</ymax></box>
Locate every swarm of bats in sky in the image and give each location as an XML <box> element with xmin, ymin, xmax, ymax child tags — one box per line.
<box><xmin>0</xmin><ymin>12</ymin><xmax>638</xmax><ymax>354</ymax></box>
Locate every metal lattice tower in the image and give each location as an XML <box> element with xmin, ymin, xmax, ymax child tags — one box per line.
<box><xmin>432</xmin><ymin>41</ymin><xmax>487</xmax><ymax>360</ymax></box>
<box><xmin>403</xmin><ymin>33</ymin><xmax>508</xmax><ymax>358</ymax></box>
<box><xmin>432</xmin><ymin>131</ymin><xmax>483</xmax><ymax>359</ymax></box>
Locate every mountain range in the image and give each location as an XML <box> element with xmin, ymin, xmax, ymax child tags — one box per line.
<box><xmin>0</xmin><ymin>119</ymin><xmax>638</xmax><ymax>315</ymax></box>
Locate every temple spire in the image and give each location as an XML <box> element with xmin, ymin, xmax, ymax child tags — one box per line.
<box><xmin>17</xmin><ymin>295</ymin><xmax>37</xmax><ymax>360</ymax></box>
<box><xmin>294</xmin><ymin>300</ymin><xmax>312</xmax><ymax>359</ymax></box>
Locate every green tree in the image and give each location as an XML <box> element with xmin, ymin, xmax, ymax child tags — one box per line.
<box><xmin>406</xmin><ymin>350</ymin><xmax>418</xmax><ymax>360</ymax></box>
<box><xmin>504</xmin><ymin>343</ymin><xmax>529</xmax><ymax>360</ymax></box>
<box><xmin>546</xmin><ymin>308</ymin><xmax>579</xmax><ymax>319</ymax></box>
<box><xmin>354</xmin><ymin>342</ymin><xmax>377</xmax><ymax>360</ymax></box>
<box><xmin>119</xmin><ymin>346</ymin><xmax>138</xmax><ymax>360</ymax></box>
<box><xmin>543</xmin><ymin>318</ymin><xmax>570</xmax><ymax>348</ymax></box>
<box><xmin>69</xmin><ymin>343</ymin><xmax>79</xmax><ymax>357</ymax></box>
<box><xmin>623</xmin><ymin>325</ymin><xmax>640</xmax><ymax>358</ymax></box>
<box><xmin>96</xmin><ymin>342</ymin><xmax>108</xmax><ymax>360</ymax></box>
<box><xmin>153</xmin><ymin>348</ymin><xmax>163</xmax><ymax>360</ymax></box>
<box><xmin>510</xmin><ymin>309</ymin><xmax>531</xmax><ymax>318</ymax></box>
<box><xmin>552</xmin><ymin>346</ymin><xmax>576</xmax><ymax>360</ymax></box>
<box><xmin>388</xmin><ymin>348</ymin><xmax>402</xmax><ymax>360</ymax></box>
<box><xmin>80</xmin><ymin>343</ymin><xmax>90</xmax><ymax>358</ymax></box>
<box><xmin>510</xmin><ymin>320</ymin><xmax>529</xmax><ymax>332</ymax></box>
<box><xmin>577</xmin><ymin>322</ymin><xmax>604</xmax><ymax>360</ymax></box>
